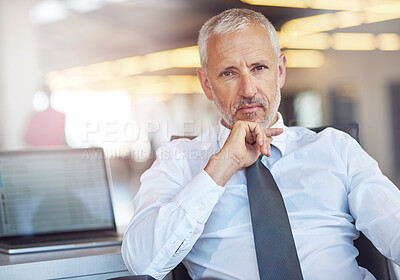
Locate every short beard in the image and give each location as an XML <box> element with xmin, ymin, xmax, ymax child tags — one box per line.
<box><xmin>211</xmin><ymin>83</ymin><xmax>281</xmax><ymax>129</ymax></box>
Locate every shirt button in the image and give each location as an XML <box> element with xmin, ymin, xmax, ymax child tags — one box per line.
<box><xmin>198</xmin><ymin>205</ymin><xmax>205</xmax><ymax>212</ymax></box>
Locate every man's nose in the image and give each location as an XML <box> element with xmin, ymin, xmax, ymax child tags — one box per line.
<box><xmin>238</xmin><ymin>73</ymin><xmax>257</xmax><ymax>98</ymax></box>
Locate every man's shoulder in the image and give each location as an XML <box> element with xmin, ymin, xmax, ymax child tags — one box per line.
<box><xmin>285</xmin><ymin>126</ymin><xmax>318</xmax><ymax>143</ymax></box>
<box><xmin>284</xmin><ymin>125</ymin><xmax>357</xmax><ymax>148</ymax></box>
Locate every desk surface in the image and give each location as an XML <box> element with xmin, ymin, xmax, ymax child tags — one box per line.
<box><xmin>1</xmin><ymin>245</ymin><xmax>398</xmax><ymax>280</ymax></box>
<box><xmin>0</xmin><ymin>245</ymin><xmax>131</xmax><ymax>279</ymax></box>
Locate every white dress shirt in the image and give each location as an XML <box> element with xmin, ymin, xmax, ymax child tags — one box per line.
<box><xmin>122</xmin><ymin>114</ymin><xmax>400</xmax><ymax>280</ymax></box>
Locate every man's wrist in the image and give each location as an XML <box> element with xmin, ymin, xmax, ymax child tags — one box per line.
<box><xmin>204</xmin><ymin>151</ymin><xmax>241</xmax><ymax>187</ymax></box>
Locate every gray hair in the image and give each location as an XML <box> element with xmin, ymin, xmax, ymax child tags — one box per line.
<box><xmin>198</xmin><ymin>8</ymin><xmax>280</xmax><ymax>71</ymax></box>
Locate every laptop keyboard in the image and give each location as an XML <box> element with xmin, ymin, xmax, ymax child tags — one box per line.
<box><xmin>4</xmin><ymin>232</ymin><xmax>117</xmax><ymax>245</ymax></box>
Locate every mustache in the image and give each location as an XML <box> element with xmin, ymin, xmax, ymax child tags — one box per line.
<box><xmin>232</xmin><ymin>97</ymin><xmax>268</xmax><ymax>115</ymax></box>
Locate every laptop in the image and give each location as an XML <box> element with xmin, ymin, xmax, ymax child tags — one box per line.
<box><xmin>0</xmin><ymin>147</ymin><xmax>122</xmax><ymax>254</ymax></box>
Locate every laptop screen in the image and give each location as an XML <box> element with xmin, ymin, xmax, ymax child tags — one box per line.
<box><xmin>0</xmin><ymin>148</ymin><xmax>116</xmax><ymax>238</ymax></box>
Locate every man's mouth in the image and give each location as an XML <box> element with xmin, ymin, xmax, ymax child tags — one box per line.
<box><xmin>237</xmin><ymin>104</ymin><xmax>263</xmax><ymax>114</ymax></box>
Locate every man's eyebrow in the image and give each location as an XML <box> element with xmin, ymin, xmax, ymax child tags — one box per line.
<box><xmin>222</xmin><ymin>65</ymin><xmax>238</xmax><ymax>71</ymax></box>
<box><xmin>249</xmin><ymin>60</ymin><xmax>269</xmax><ymax>67</ymax></box>
<box><xmin>218</xmin><ymin>65</ymin><xmax>238</xmax><ymax>74</ymax></box>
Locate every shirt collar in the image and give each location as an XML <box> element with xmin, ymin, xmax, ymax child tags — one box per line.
<box><xmin>217</xmin><ymin>112</ymin><xmax>288</xmax><ymax>156</ymax></box>
<box><xmin>271</xmin><ymin>113</ymin><xmax>287</xmax><ymax>156</ymax></box>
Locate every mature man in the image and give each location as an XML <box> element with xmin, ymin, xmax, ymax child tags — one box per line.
<box><xmin>122</xmin><ymin>8</ymin><xmax>400</xmax><ymax>280</ymax></box>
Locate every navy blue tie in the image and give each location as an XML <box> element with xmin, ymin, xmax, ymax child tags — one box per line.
<box><xmin>246</xmin><ymin>157</ymin><xmax>303</xmax><ymax>280</ymax></box>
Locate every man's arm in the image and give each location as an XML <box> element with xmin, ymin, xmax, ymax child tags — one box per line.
<box><xmin>337</xmin><ymin>130</ymin><xmax>400</xmax><ymax>264</ymax></box>
<box><xmin>122</xmin><ymin>164</ymin><xmax>224</xmax><ymax>279</ymax></box>
<box><xmin>122</xmin><ymin>121</ymin><xmax>283</xmax><ymax>279</ymax></box>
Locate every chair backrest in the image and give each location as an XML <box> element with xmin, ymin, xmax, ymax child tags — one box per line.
<box><xmin>171</xmin><ymin>122</ymin><xmax>391</xmax><ymax>280</ymax></box>
<box><xmin>172</xmin><ymin>262</ymin><xmax>191</xmax><ymax>280</ymax></box>
<box><xmin>311</xmin><ymin>122</ymin><xmax>360</xmax><ymax>142</ymax></box>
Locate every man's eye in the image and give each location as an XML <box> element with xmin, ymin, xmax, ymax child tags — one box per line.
<box><xmin>221</xmin><ymin>71</ymin><xmax>233</xmax><ymax>77</ymax></box>
<box><xmin>254</xmin><ymin>65</ymin><xmax>266</xmax><ymax>71</ymax></box>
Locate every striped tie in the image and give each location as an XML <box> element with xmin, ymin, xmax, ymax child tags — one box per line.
<box><xmin>246</xmin><ymin>156</ymin><xmax>303</xmax><ymax>280</ymax></box>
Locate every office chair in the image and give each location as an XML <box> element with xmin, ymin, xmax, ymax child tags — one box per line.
<box><xmin>111</xmin><ymin>122</ymin><xmax>392</xmax><ymax>280</ymax></box>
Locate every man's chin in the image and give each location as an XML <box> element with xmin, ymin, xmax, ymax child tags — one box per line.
<box><xmin>233</xmin><ymin>112</ymin><xmax>278</xmax><ymax>129</ymax></box>
<box><xmin>234</xmin><ymin>112</ymin><xmax>264</xmax><ymax>124</ymax></box>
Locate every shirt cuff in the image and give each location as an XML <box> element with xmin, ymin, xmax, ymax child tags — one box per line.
<box><xmin>175</xmin><ymin>170</ymin><xmax>225</xmax><ymax>224</ymax></box>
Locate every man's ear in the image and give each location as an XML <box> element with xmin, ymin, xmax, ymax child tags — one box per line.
<box><xmin>278</xmin><ymin>52</ymin><xmax>287</xmax><ymax>89</ymax></box>
<box><xmin>197</xmin><ymin>68</ymin><xmax>214</xmax><ymax>101</ymax></box>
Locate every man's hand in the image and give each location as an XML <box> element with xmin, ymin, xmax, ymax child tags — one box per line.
<box><xmin>204</xmin><ymin>121</ymin><xmax>283</xmax><ymax>186</ymax></box>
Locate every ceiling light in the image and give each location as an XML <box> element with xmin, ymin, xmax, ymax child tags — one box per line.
<box><xmin>332</xmin><ymin>33</ymin><xmax>376</xmax><ymax>50</ymax></box>
<box><xmin>241</xmin><ymin>0</ymin><xmax>364</xmax><ymax>10</ymax></box>
<box><xmin>365</xmin><ymin>1</ymin><xmax>400</xmax><ymax>14</ymax></box>
<box><xmin>165</xmin><ymin>46</ymin><xmax>201</xmax><ymax>68</ymax></box>
<box><xmin>279</xmin><ymin>33</ymin><xmax>330</xmax><ymax>50</ymax></box>
<box><xmin>377</xmin><ymin>33</ymin><xmax>400</xmax><ymax>50</ymax></box>
<box><xmin>113</xmin><ymin>57</ymin><xmax>146</xmax><ymax>76</ymax></box>
<box><xmin>283</xmin><ymin>50</ymin><xmax>325</xmax><ymax>68</ymax></box>
<box><xmin>308</xmin><ymin>0</ymin><xmax>362</xmax><ymax>11</ymax></box>
<box><xmin>46</xmin><ymin>46</ymin><xmax>201</xmax><ymax>89</ymax></box>
<box><xmin>364</xmin><ymin>12</ymin><xmax>400</xmax><ymax>24</ymax></box>
<box><xmin>66</xmin><ymin>0</ymin><xmax>104</xmax><ymax>13</ymax></box>
<box><xmin>125</xmin><ymin>75</ymin><xmax>202</xmax><ymax>95</ymax></box>
<box><xmin>282</xmin><ymin>10</ymin><xmax>400</xmax><ymax>34</ymax></box>
<box><xmin>140</xmin><ymin>46</ymin><xmax>200</xmax><ymax>72</ymax></box>
<box><xmin>281</xmin><ymin>13</ymin><xmax>336</xmax><ymax>34</ymax></box>
<box><xmin>47</xmin><ymin>74</ymin><xmax>203</xmax><ymax>95</ymax></box>
<box><xmin>29</xmin><ymin>0</ymin><xmax>69</xmax><ymax>24</ymax></box>
<box><xmin>240</xmin><ymin>0</ymin><xmax>307</xmax><ymax>8</ymax></box>
<box><xmin>279</xmin><ymin>0</ymin><xmax>400</xmax><ymax>35</ymax></box>
<box><xmin>334</xmin><ymin>11</ymin><xmax>364</xmax><ymax>28</ymax></box>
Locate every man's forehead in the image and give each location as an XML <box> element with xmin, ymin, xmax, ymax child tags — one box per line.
<box><xmin>206</xmin><ymin>24</ymin><xmax>274</xmax><ymax>66</ymax></box>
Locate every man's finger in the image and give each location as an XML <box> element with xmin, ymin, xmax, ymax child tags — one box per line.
<box><xmin>266</xmin><ymin>137</ymin><xmax>271</xmax><ymax>157</ymax></box>
<box><xmin>261</xmin><ymin>140</ymin><xmax>268</xmax><ymax>156</ymax></box>
<box><xmin>255</xmin><ymin>125</ymin><xmax>265</xmax><ymax>146</ymax></box>
<box><xmin>265</xmin><ymin>128</ymin><xmax>284</xmax><ymax>137</ymax></box>
<box><xmin>243</xmin><ymin>122</ymin><xmax>263</xmax><ymax>145</ymax></box>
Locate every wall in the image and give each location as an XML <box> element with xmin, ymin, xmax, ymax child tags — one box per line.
<box><xmin>0</xmin><ymin>0</ymin><xmax>5</xmax><ymax>148</ymax></box>
<box><xmin>0</xmin><ymin>0</ymin><xmax>39</xmax><ymax>150</ymax></box>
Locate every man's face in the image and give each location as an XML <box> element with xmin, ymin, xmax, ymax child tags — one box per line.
<box><xmin>197</xmin><ymin>23</ymin><xmax>287</xmax><ymax>129</ymax></box>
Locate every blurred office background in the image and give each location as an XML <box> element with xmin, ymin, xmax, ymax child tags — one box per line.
<box><xmin>0</xmin><ymin>0</ymin><xmax>400</xmax><ymax>229</ymax></box>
